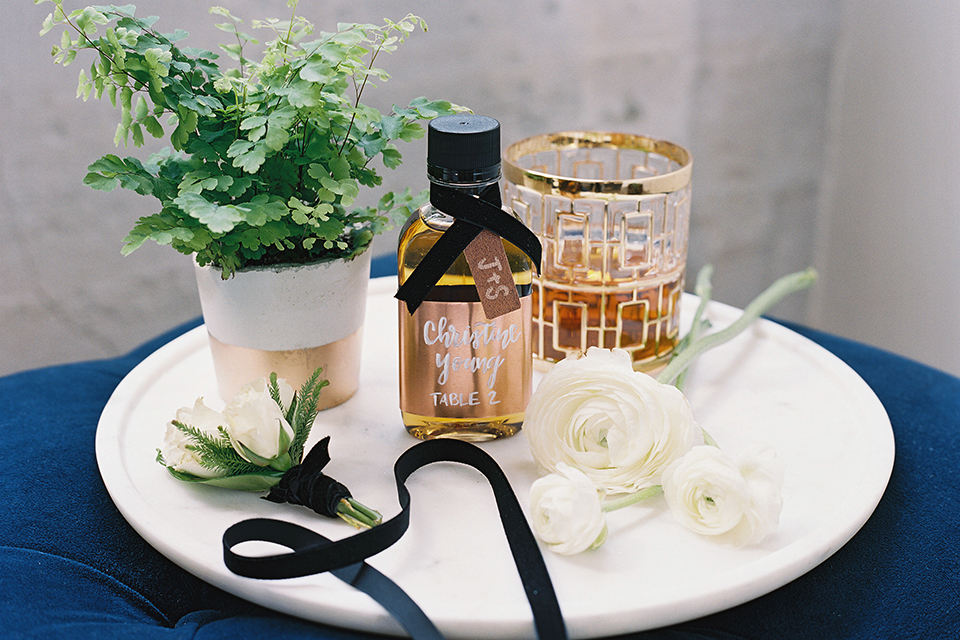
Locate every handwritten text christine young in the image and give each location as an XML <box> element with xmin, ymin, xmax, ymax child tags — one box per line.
<box><xmin>422</xmin><ymin>315</ymin><xmax>521</xmax><ymax>391</ymax></box>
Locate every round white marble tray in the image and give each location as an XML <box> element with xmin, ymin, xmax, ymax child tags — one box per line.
<box><xmin>96</xmin><ymin>277</ymin><xmax>894</xmax><ymax>639</ymax></box>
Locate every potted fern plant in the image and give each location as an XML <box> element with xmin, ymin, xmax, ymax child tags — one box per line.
<box><xmin>39</xmin><ymin>0</ymin><xmax>461</xmax><ymax>406</ymax></box>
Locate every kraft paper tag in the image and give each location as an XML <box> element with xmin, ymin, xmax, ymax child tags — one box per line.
<box><xmin>463</xmin><ymin>229</ymin><xmax>522</xmax><ymax>319</ymax></box>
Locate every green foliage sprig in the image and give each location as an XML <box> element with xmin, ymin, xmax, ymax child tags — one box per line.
<box><xmin>39</xmin><ymin>0</ymin><xmax>461</xmax><ymax>277</ymax></box>
<box><xmin>274</xmin><ymin>368</ymin><xmax>327</xmax><ymax>465</ymax></box>
<box><xmin>157</xmin><ymin>367</ymin><xmax>381</xmax><ymax>528</ymax></box>
<box><xmin>156</xmin><ymin>368</ymin><xmax>328</xmax><ymax>491</ymax></box>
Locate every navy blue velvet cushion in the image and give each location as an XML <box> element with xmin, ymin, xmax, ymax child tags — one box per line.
<box><xmin>1</xmin><ymin>257</ymin><xmax>957</xmax><ymax>639</ymax></box>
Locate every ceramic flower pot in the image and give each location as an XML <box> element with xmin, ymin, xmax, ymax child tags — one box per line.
<box><xmin>194</xmin><ymin>251</ymin><xmax>372</xmax><ymax>409</ymax></box>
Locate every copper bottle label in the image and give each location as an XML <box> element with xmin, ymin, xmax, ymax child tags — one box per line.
<box><xmin>399</xmin><ymin>297</ymin><xmax>532</xmax><ymax>418</ymax></box>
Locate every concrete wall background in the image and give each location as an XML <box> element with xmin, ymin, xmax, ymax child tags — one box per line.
<box><xmin>811</xmin><ymin>0</ymin><xmax>960</xmax><ymax>377</ymax></box>
<box><xmin>3</xmin><ymin>1</ymin><xmax>957</xmax><ymax>378</ymax></box>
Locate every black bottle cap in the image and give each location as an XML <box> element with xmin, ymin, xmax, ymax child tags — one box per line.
<box><xmin>427</xmin><ymin>115</ymin><xmax>501</xmax><ymax>183</ymax></box>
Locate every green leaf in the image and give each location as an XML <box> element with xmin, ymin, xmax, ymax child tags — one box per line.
<box><xmin>397</xmin><ymin>121</ymin><xmax>425</xmax><ymax>142</ymax></box>
<box><xmin>340</xmin><ymin>180</ymin><xmax>359</xmax><ymax>205</ymax></box>
<box><xmin>234</xmin><ymin>442</ymin><xmax>277</xmax><ymax>468</ymax></box>
<box><xmin>131</xmin><ymin>122</ymin><xmax>144</xmax><ymax>146</ymax></box>
<box><xmin>239</xmin><ymin>115</ymin><xmax>267</xmax><ymax>131</ymax></box>
<box><xmin>319</xmin><ymin>176</ymin><xmax>341</xmax><ymax>193</ymax></box>
<box><xmin>330</xmin><ymin>155</ymin><xmax>351</xmax><ymax>181</ymax></box>
<box><xmin>119</xmin><ymin>85</ymin><xmax>133</xmax><ymax>112</ymax></box>
<box><xmin>262</xmin><ymin>108</ymin><xmax>296</xmax><ymax>151</ymax></box>
<box><xmin>308</xmin><ymin>214</ymin><xmax>346</xmax><ymax>240</ymax></box>
<box><xmin>225</xmin><ymin>176</ymin><xmax>254</xmax><ymax>198</ymax></box>
<box><xmin>174</xmin><ymin>192</ymin><xmax>243</xmax><ymax>233</ymax></box>
<box><xmin>307</xmin><ymin>163</ymin><xmax>331</xmax><ymax>182</ymax></box>
<box><xmin>226</xmin><ymin>139</ymin><xmax>267</xmax><ymax>173</ymax></box>
<box><xmin>86</xmin><ymin>153</ymin><xmax>128</xmax><ymax>174</ymax></box>
<box><xmin>234</xmin><ymin>196</ymin><xmax>288</xmax><ymax>226</ymax></box>
<box><xmin>143</xmin><ymin>115</ymin><xmax>164</xmax><ymax>138</ymax></box>
<box><xmin>357</xmin><ymin>133</ymin><xmax>387</xmax><ymax>158</ymax></box>
<box><xmin>379</xmin><ymin>115</ymin><xmax>403</xmax><ymax>140</ymax></box>
<box><xmin>277</xmin><ymin>79</ymin><xmax>321</xmax><ymax>108</ymax></box>
<box><xmin>407</xmin><ymin>97</ymin><xmax>457</xmax><ymax>117</ymax></box>
<box><xmin>241</xmin><ymin>220</ymin><xmax>290</xmax><ymax>249</ymax></box>
<box><xmin>83</xmin><ymin>171</ymin><xmax>118</xmax><ymax>191</ymax></box>
<box><xmin>134</xmin><ymin>94</ymin><xmax>148</xmax><ymax>120</ymax></box>
<box><xmin>84</xmin><ymin>154</ymin><xmax>157</xmax><ymax>195</ymax></box>
<box><xmin>290</xmin><ymin>208</ymin><xmax>310</xmax><ymax>225</ymax></box>
<box><xmin>299</xmin><ymin>59</ymin><xmax>334</xmax><ymax>83</ymax></box>
<box><xmin>163</xmin><ymin>467</ymin><xmax>282</xmax><ymax>491</ymax></box>
<box><xmin>171</xmin><ymin>109</ymin><xmax>199</xmax><ymax>150</ymax></box>
<box><xmin>263</xmin><ymin>125</ymin><xmax>288</xmax><ymax>151</ymax></box>
<box><xmin>144</xmin><ymin>47</ymin><xmax>172</xmax><ymax>76</ymax></box>
<box><xmin>381</xmin><ymin>145</ymin><xmax>402</xmax><ymax>169</ymax></box>
<box><xmin>40</xmin><ymin>12</ymin><xmax>56</xmax><ymax>36</ymax></box>
<box><xmin>75</xmin><ymin>7</ymin><xmax>107</xmax><ymax>35</ymax></box>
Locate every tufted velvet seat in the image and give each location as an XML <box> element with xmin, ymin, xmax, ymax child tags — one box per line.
<box><xmin>2</xmin><ymin>254</ymin><xmax>957</xmax><ymax>639</ymax></box>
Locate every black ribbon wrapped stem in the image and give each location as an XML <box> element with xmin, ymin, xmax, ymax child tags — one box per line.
<box><xmin>262</xmin><ymin>436</ymin><xmax>349</xmax><ymax>518</ymax></box>
<box><xmin>395</xmin><ymin>183</ymin><xmax>542</xmax><ymax>314</ymax></box>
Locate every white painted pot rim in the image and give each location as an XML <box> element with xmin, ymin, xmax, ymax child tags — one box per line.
<box><xmin>194</xmin><ymin>251</ymin><xmax>372</xmax><ymax>351</ymax></box>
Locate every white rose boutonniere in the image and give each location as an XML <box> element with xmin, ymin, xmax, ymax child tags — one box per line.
<box><xmin>529</xmin><ymin>463</ymin><xmax>608</xmax><ymax>555</ymax></box>
<box><xmin>662</xmin><ymin>445</ymin><xmax>784</xmax><ymax>546</ymax></box>
<box><xmin>157</xmin><ymin>369</ymin><xmax>381</xmax><ymax>529</ymax></box>
<box><xmin>525</xmin><ymin>348</ymin><xmax>701</xmax><ymax>494</ymax></box>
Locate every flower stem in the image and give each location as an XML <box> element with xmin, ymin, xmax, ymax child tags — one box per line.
<box><xmin>601</xmin><ymin>485</ymin><xmax>664</xmax><ymax>512</ymax></box>
<box><xmin>336</xmin><ymin>498</ymin><xmax>383</xmax><ymax>529</ymax></box>
<box><xmin>674</xmin><ymin>264</ymin><xmax>715</xmax><ymax>391</ymax></box>
<box><xmin>657</xmin><ymin>267</ymin><xmax>818</xmax><ymax>386</ymax></box>
<box><xmin>701</xmin><ymin>427</ymin><xmax>719</xmax><ymax>448</ymax></box>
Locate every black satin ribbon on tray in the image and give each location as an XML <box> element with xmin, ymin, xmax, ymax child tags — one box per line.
<box><xmin>395</xmin><ymin>183</ymin><xmax>542</xmax><ymax>314</ymax></box>
<box><xmin>223</xmin><ymin>439</ymin><xmax>568</xmax><ymax>640</ymax></box>
<box><xmin>226</xmin><ymin>518</ymin><xmax>444</xmax><ymax>640</ymax></box>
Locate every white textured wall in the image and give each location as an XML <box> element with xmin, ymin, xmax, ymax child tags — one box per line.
<box><xmin>3</xmin><ymin>1</ymin><xmax>878</xmax><ymax>377</ymax></box>
<box><xmin>812</xmin><ymin>0</ymin><xmax>960</xmax><ymax>377</ymax></box>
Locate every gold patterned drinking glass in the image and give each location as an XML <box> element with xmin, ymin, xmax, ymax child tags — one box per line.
<box><xmin>502</xmin><ymin>132</ymin><xmax>692</xmax><ymax>371</ymax></box>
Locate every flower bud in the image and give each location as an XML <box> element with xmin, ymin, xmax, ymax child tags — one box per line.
<box><xmin>661</xmin><ymin>445</ymin><xmax>784</xmax><ymax>546</ymax></box>
<box><xmin>160</xmin><ymin>397</ymin><xmax>228</xmax><ymax>478</ymax></box>
<box><xmin>529</xmin><ymin>463</ymin><xmax>607</xmax><ymax>555</ymax></box>
<box><xmin>222</xmin><ymin>376</ymin><xmax>294</xmax><ymax>464</ymax></box>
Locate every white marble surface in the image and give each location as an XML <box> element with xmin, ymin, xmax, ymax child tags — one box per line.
<box><xmin>96</xmin><ymin>277</ymin><xmax>894</xmax><ymax>639</ymax></box>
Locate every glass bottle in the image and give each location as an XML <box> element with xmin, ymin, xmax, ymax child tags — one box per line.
<box><xmin>397</xmin><ymin>115</ymin><xmax>533</xmax><ymax>441</ymax></box>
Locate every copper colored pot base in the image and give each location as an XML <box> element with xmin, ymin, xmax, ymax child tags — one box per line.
<box><xmin>207</xmin><ymin>327</ymin><xmax>363</xmax><ymax>410</ymax></box>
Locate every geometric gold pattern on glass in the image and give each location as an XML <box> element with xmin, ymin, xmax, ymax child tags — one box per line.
<box><xmin>503</xmin><ymin>132</ymin><xmax>692</xmax><ymax>371</ymax></box>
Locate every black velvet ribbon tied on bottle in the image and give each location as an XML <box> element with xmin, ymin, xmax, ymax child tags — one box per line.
<box><xmin>224</xmin><ymin>439</ymin><xmax>568</xmax><ymax>640</ymax></box>
<box><xmin>395</xmin><ymin>183</ymin><xmax>542</xmax><ymax>314</ymax></box>
<box><xmin>262</xmin><ymin>436</ymin><xmax>349</xmax><ymax>518</ymax></box>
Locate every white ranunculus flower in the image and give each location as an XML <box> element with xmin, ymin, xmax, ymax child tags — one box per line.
<box><xmin>529</xmin><ymin>463</ymin><xmax>608</xmax><ymax>555</ymax></box>
<box><xmin>661</xmin><ymin>445</ymin><xmax>784</xmax><ymax>546</ymax></box>
<box><xmin>161</xmin><ymin>397</ymin><xmax>228</xmax><ymax>478</ymax></box>
<box><xmin>222</xmin><ymin>376</ymin><xmax>295</xmax><ymax>464</ymax></box>
<box><xmin>525</xmin><ymin>348</ymin><xmax>702</xmax><ymax>494</ymax></box>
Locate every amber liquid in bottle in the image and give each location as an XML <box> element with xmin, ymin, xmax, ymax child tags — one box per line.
<box><xmin>398</xmin><ymin>204</ymin><xmax>534</xmax><ymax>441</ymax></box>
